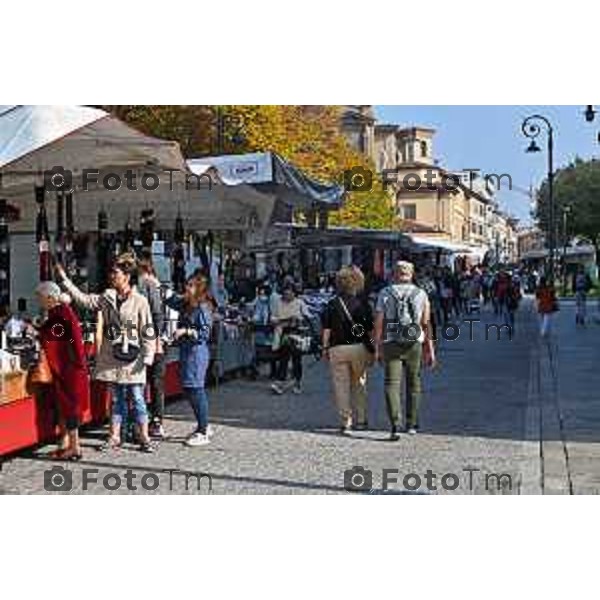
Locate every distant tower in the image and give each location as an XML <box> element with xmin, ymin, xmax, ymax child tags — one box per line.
<box><xmin>397</xmin><ymin>127</ymin><xmax>435</xmax><ymax>165</ymax></box>
<box><xmin>340</xmin><ymin>106</ymin><xmax>376</xmax><ymax>160</ymax></box>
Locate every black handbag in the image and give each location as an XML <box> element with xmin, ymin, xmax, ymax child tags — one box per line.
<box><xmin>336</xmin><ymin>296</ymin><xmax>375</xmax><ymax>354</ymax></box>
<box><xmin>111</xmin><ymin>341</ymin><xmax>141</xmax><ymax>362</ymax></box>
<box><xmin>105</xmin><ymin>300</ymin><xmax>142</xmax><ymax>363</ymax></box>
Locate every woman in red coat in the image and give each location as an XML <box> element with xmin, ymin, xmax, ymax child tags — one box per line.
<box><xmin>36</xmin><ymin>282</ymin><xmax>90</xmax><ymax>460</ymax></box>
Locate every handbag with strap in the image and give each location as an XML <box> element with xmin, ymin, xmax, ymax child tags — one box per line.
<box><xmin>287</xmin><ymin>331</ymin><xmax>313</xmax><ymax>354</ymax></box>
<box><xmin>104</xmin><ymin>298</ymin><xmax>141</xmax><ymax>363</ymax></box>
<box><xmin>336</xmin><ymin>296</ymin><xmax>375</xmax><ymax>354</ymax></box>
<box><xmin>29</xmin><ymin>348</ymin><xmax>53</xmax><ymax>384</ymax></box>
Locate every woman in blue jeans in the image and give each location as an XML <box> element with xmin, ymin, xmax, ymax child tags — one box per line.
<box><xmin>166</xmin><ymin>275</ymin><xmax>213</xmax><ymax>447</ymax></box>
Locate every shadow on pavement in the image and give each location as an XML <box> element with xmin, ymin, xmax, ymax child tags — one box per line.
<box><xmin>18</xmin><ymin>455</ymin><xmax>350</xmax><ymax>494</ymax></box>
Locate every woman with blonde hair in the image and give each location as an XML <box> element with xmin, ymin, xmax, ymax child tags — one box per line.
<box><xmin>321</xmin><ymin>266</ymin><xmax>374</xmax><ymax>434</ymax></box>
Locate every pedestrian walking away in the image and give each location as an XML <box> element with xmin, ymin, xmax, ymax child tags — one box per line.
<box><xmin>374</xmin><ymin>260</ymin><xmax>436</xmax><ymax>441</ymax></box>
<box><xmin>321</xmin><ymin>266</ymin><xmax>374</xmax><ymax>434</ymax></box>
<box><xmin>536</xmin><ymin>277</ymin><xmax>559</xmax><ymax>338</ymax></box>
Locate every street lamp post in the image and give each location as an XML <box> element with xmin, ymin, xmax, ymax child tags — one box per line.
<box><xmin>584</xmin><ymin>105</ymin><xmax>597</xmax><ymax>123</ymax></box>
<box><xmin>522</xmin><ymin>114</ymin><xmax>555</xmax><ymax>284</ymax></box>
<box><xmin>583</xmin><ymin>105</ymin><xmax>600</xmax><ymax>143</ymax></box>
<box><xmin>562</xmin><ymin>205</ymin><xmax>572</xmax><ymax>295</ymax></box>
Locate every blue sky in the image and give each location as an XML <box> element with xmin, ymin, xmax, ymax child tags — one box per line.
<box><xmin>375</xmin><ymin>106</ymin><xmax>598</xmax><ymax>224</ymax></box>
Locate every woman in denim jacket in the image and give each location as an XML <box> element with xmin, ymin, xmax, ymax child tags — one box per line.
<box><xmin>166</xmin><ymin>275</ymin><xmax>214</xmax><ymax>447</ymax></box>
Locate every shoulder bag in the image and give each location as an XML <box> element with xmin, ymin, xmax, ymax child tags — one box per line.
<box><xmin>336</xmin><ymin>296</ymin><xmax>375</xmax><ymax>354</ymax></box>
<box><xmin>29</xmin><ymin>348</ymin><xmax>54</xmax><ymax>384</ymax></box>
<box><xmin>105</xmin><ymin>300</ymin><xmax>141</xmax><ymax>363</ymax></box>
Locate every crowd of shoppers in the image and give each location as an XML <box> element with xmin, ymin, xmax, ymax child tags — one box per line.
<box><xmin>50</xmin><ymin>254</ymin><xmax>220</xmax><ymax>455</ymax></box>
<box><xmin>32</xmin><ymin>243</ymin><xmax>596</xmax><ymax>459</ymax></box>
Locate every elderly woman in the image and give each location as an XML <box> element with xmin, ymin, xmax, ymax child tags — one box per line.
<box><xmin>55</xmin><ymin>255</ymin><xmax>155</xmax><ymax>452</ymax></box>
<box><xmin>36</xmin><ymin>281</ymin><xmax>90</xmax><ymax>460</ymax></box>
<box><xmin>321</xmin><ymin>266</ymin><xmax>374</xmax><ymax>433</ymax></box>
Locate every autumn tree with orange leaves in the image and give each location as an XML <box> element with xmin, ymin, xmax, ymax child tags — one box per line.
<box><xmin>98</xmin><ymin>105</ymin><xmax>397</xmax><ymax>229</ymax></box>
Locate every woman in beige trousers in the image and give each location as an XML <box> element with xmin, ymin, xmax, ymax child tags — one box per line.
<box><xmin>321</xmin><ymin>266</ymin><xmax>374</xmax><ymax>434</ymax></box>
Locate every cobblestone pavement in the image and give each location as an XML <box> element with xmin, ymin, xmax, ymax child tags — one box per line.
<box><xmin>1</xmin><ymin>297</ymin><xmax>597</xmax><ymax>495</ymax></box>
<box><xmin>536</xmin><ymin>298</ymin><xmax>600</xmax><ymax>494</ymax></box>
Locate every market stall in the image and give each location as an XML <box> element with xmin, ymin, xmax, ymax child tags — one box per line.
<box><xmin>408</xmin><ymin>235</ymin><xmax>484</xmax><ymax>271</ymax></box>
<box><xmin>0</xmin><ymin>111</ymin><xmax>345</xmax><ymax>457</ymax></box>
<box><xmin>286</xmin><ymin>225</ymin><xmax>415</xmax><ymax>289</ymax></box>
<box><xmin>188</xmin><ymin>152</ymin><xmax>345</xmax><ymax>287</ymax></box>
<box><xmin>187</xmin><ymin>151</ymin><xmax>345</xmax><ymax>376</ymax></box>
<box><xmin>0</xmin><ymin>105</ymin><xmax>191</xmax><ymax>455</ymax></box>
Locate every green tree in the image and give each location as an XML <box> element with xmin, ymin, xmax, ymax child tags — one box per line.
<box><xmin>535</xmin><ymin>158</ymin><xmax>600</xmax><ymax>255</ymax></box>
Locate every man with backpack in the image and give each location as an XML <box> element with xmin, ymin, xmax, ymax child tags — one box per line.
<box><xmin>374</xmin><ymin>261</ymin><xmax>436</xmax><ymax>440</ymax></box>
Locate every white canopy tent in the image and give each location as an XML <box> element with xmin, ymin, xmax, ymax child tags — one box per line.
<box><xmin>0</xmin><ymin>106</ymin><xmax>276</xmax><ymax>306</ymax></box>
<box><xmin>0</xmin><ymin>106</ymin><xmax>274</xmax><ymax>234</ymax></box>
<box><xmin>0</xmin><ymin>105</ymin><xmax>186</xmax><ymax>181</ymax></box>
<box><xmin>408</xmin><ymin>235</ymin><xmax>475</xmax><ymax>254</ymax></box>
<box><xmin>408</xmin><ymin>235</ymin><xmax>488</xmax><ymax>268</ymax></box>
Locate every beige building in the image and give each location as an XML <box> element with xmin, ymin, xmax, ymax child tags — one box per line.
<box><xmin>517</xmin><ymin>227</ymin><xmax>545</xmax><ymax>259</ymax></box>
<box><xmin>490</xmin><ymin>211</ymin><xmax>519</xmax><ymax>263</ymax></box>
<box><xmin>340</xmin><ymin>106</ymin><xmax>519</xmax><ymax>261</ymax></box>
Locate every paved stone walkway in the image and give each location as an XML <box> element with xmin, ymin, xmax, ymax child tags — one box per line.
<box><xmin>537</xmin><ymin>298</ymin><xmax>600</xmax><ymax>493</ymax></box>
<box><xmin>1</xmin><ymin>297</ymin><xmax>598</xmax><ymax>494</ymax></box>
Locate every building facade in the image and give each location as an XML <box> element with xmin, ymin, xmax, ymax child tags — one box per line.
<box><xmin>517</xmin><ymin>227</ymin><xmax>545</xmax><ymax>259</ymax></box>
<box><xmin>340</xmin><ymin>106</ymin><xmax>519</xmax><ymax>262</ymax></box>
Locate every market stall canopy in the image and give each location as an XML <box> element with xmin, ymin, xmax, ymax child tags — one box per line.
<box><xmin>187</xmin><ymin>158</ymin><xmax>275</xmax><ymax>236</ymax></box>
<box><xmin>188</xmin><ymin>152</ymin><xmax>345</xmax><ymax>210</ymax></box>
<box><xmin>409</xmin><ymin>235</ymin><xmax>475</xmax><ymax>255</ymax></box>
<box><xmin>0</xmin><ymin>106</ymin><xmax>271</xmax><ymax>233</ymax></box>
<box><xmin>280</xmin><ymin>223</ymin><xmax>413</xmax><ymax>249</ymax></box>
<box><xmin>0</xmin><ymin>105</ymin><xmax>186</xmax><ymax>180</ymax></box>
<box><xmin>3</xmin><ymin>173</ymin><xmax>271</xmax><ymax>235</ymax></box>
<box><xmin>521</xmin><ymin>244</ymin><xmax>596</xmax><ymax>261</ymax></box>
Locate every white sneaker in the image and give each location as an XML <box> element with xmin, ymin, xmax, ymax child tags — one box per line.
<box><xmin>206</xmin><ymin>424</ymin><xmax>215</xmax><ymax>438</ymax></box>
<box><xmin>271</xmin><ymin>382</ymin><xmax>284</xmax><ymax>395</ymax></box>
<box><xmin>185</xmin><ymin>432</ymin><xmax>210</xmax><ymax>447</ymax></box>
<box><xmin>292</xmin><ymin>384</ymin><xmax>302</xmax><ymax>395</ymax></box>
